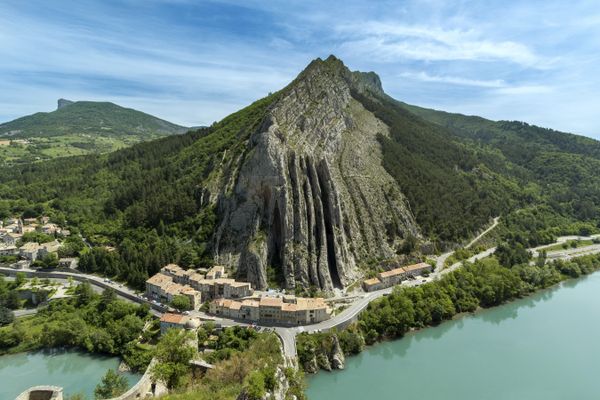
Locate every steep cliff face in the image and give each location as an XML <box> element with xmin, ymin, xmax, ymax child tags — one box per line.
<box><xmin>213</xmin><ymin>56</ymin><xmax>420</xmax><ymax>291</ymax></box>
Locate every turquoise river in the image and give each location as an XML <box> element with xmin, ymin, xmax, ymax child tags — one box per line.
<box><xmin>0</xmin><ymin>349</ymin><xmax>142</xmax><ymax>399</ymax></box>
<box><xmin>307</xmin><ymin>271</ymin><xmax>600</xmax><ymax>400</ymax></box>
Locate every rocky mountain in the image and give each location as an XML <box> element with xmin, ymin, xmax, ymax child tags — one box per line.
<box><xmin>1</xmin><ymin>55</ymin><xmax>598</xmax><ymax>292</ymax></box>
<box><xmin>212</xmin><ymin>57</ymin><xmax>420</xmax><ymax>290</ymax></box>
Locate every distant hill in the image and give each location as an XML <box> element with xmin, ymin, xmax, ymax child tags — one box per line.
<box><xmin>0</xmin><ymin>99</ymin><xmax>188</xmax><ymax>164</ymax></box>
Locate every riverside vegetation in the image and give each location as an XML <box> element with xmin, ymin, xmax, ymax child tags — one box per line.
<box><xmin>297</xmin><ymin>253</ymin><xmax>600</xmax><ymax>373</ymax></box>
<box><xmin>0</xmin><ymin>283</ymin><xmax>154</xmax><ymax>372</ymax></box>
<box><xmin>0</xmin><ymin>275</ymin><xmax>301</xmax><ymax>400</ymax></box>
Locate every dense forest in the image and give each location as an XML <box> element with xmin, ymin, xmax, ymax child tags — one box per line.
<box><xmin>0</xmin><ymin>281</ymin><xmax>153</xmax><ymax>371</ymax></box>
<box><xmin>0</xmin><ymin>93</ymin><xmax>280</xmax><ymax>288</ymax></box>
<box><xmin>351</xmin><ymin>90</ymin><xmax>600</xmax><ymax>247</ymax></box>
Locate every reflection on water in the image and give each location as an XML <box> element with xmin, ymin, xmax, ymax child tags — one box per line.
<box><xmin>308</xmin><ymin>272</ymin><xmax>600</xmax><ymax>400</ymax></box>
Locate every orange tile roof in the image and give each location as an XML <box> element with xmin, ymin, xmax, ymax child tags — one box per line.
<box><xmin>241</xmin><ymin>300</ymin><xmax>259</xmax><ymax>308</ymax></box>
<box><xmin>282</xmin><ymin>303</ymin><xmax>298</xmax><ymax>311</ymax></box>
<box><xmin>260</xmin><ymin>297</ymin><xmax>283</xmax><ymax>307</ymax></box>
<box><xmin>160</xmin><ymin>313</ymin><xmax>187</xmax><ymax>324</ymax></box>
<box><xmin>403</xmin><ymin>262</ymin><xmax>431</xmax><ymax>272</ymax></box>
<box><xmin>146</xmin><ymin>273</ymin><xmax>173</xmax><ymax>286</ymax></box>
<box><xmin>364</xmin><ymin>278</ymin><xmax>381</xmax><ymax>285</ymax></box>
<box><xmin>378</xmin><ymin>267</ymin><xmax>406</xmax><ymax>278</ymax></box>
<box><xmin>296</xmin><ymin>297</ymin><xmax>327</xmax><ymax>311</ymax></box>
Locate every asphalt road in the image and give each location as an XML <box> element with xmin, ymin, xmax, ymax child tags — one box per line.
<box><xmin>3</xmin><ymin>227</ymin><xmax>600</xmax><ymax>360</ymax></box>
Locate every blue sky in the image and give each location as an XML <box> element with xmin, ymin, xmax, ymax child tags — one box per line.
<box><xmin>1</xmin><ymin>1</ymin><xmax>600</xmax><ymax>138</ymax></box>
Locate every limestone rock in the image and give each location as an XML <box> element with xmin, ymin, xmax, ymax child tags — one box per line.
<box><xmin>330</xmin><ymin>334</ymin><xmax>346</xmax><ymax>370</ymax></box>
<box><xmin>213</xmin><ymin>55</ymin><xmax>420</xmax><ymax>291</ymax></box>
<box><xmin>304</xmin><ymin>355</ymin><xmax>319</xmax><ymax>374</ymax></box>
<box><xmin>316</xmin><ymin>351</ymin><xmax>332</xmax><ymax>371</ymax></box>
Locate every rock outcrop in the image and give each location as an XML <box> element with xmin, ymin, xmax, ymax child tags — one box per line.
<box><xmin>330</xmin><ymin>334</ymin><xmax>345</xmax><ymax>370</ymax></box>
<box><xmin>213</xmin><ymin>56</ymin><xmax>420</xmax><ymax>291</ymax></box>
<box><xmin>57</xmin><ymin>98</ymin><xmax>74</xmax><ymax>110</ymax></box>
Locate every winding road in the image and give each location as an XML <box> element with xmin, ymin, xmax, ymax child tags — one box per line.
<box><xmin>3</xmin><ymin>220</ymin><xmax>600</xmax><ymax>359</ymax></box>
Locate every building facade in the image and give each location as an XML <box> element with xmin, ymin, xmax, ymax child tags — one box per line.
<box><xmin>363</xmin><ymin>262</ymin><xmax>433</xmax><ymax>292</ymax></box>
<box><xmin>145</xmin><ymin>264</ymin><xmax>254</xmax><ymax>310</ymax></box>
<box><xmin>209</xmin><ymin>295</ymin><xmax>331</xmax><ymax>325</ymax></box>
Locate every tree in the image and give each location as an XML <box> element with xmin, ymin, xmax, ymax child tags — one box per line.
<box><xmin>15</xmin><ymin>272</ymin><xmax>26</xmax><ymax>287</ymax></box>
<box><xmin>6</xmin><ymin>290</ymin><xmax>20</xmax><ymax>309</ymax></box>
<box><xmin>536</xmin><ymin>250</ymin><xmax>547</xmax><ymax>267</ymax></box>
<box><xmin>170</xmin><ymin>295</ymin><xmax>192</xmax><ymax>311</ymax></box>
<box><xmin>151</xmin><ymin>329</ymin><xmax>196</xmax><ymax>388</ymax></box>
<box><xmin>495</xmin><ymin>242</ymin><xmax>530</xmax><ymax>267</ymax></box>
<box><xmin>100</xmin><ymin>288</ymin><xmax>117</xmax><ymax>309</ymax></box>
<box><xmin>76</xmin><ymin>282</ymin><xmax>94</xmax><ymax>305</ymax></box>
<box><xmin>37</xmin><ymin>253</ymin><xmax>59</xmax><ymax>269</ymax></box>
<box><xmin>94</xmin><ymin>369</ymin><xmax>128</xmax><ymax>399</ymax></box>
<box><xmin>245</xmin><ymin>370</ymin><xmax>266</xmax><ymax>400</ymax></box>
<box><xmin>0</xmin><ymin>305</ymin><xmax>14</xmax><ymax>326</ymax></box>
<box><xmin>136</xmin><ymin>303</ymin><xmax>150</xmax><ymax>319</ymax></box>
<box><xmin>399</xmin><ymin>234</ymin><xmax>417</xmax><ymax>255</ymax></box>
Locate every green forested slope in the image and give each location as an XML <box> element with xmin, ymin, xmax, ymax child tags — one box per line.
<box><xmin>0</xmin><ymin>93</ymin><xmax>280</xmax><ymax>287</ymax></box>
<box><xmin>0</xmin><ymin>60</ymin><xmax>598</xmax><ymax>288</ymax></box>
<box><xmin>398</xmin><ymin>102</ymin><xmax>600</xmax><ymax>244</ymax></box>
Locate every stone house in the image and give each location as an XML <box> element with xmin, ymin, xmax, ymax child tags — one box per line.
<box><xmin>58</xmin><ymin>257</ymin><xmax>78</xmax><ymax>269</ymax></box>
<box><xmin>402</xmin><ymin>262</ymin><xmax>433</xmax><ymax>277</ymax></box>
<box><xmin>0</xmin><ymin>244</ymin><xmax>18</xmax><ymax>256</ymax></box>
<box><xmin>38</xmin><ymin>240</ymin><xmax>61</xmax><ymax>258</ymax></box>
<box><xmin>362</xmin><ymin>277</ymin><xmax>384</xmax><ymax>292</ymax></box>
<box><xmin>159</xmin><ymin>313</ymin><xmax>189</xmax><ymax>335</ymax></box>
<box><xmin>20</xmin><ymin>242</ymin><xmax>41</xmax><ymax>261</ymax></box>
<box><xmin>210</xmin><ymin>295</ymin><xmax>331</xmax><ymax>325</ymax></box>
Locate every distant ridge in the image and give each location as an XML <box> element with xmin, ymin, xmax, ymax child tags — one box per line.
<box><xmin>0</xmin><ymin>99</ymin><xmax>188</xmax><ymax>163</ymax></box>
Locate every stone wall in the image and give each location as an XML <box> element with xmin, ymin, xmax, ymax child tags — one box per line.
<box><xmin>105</xmin><ymin>359</ymin><xmax>159</xmax><ymax>400</ymax></box>
<box><xmin>14</xmin><ymin>360</ymin><xmax>163</xmax><ymax>400</ymax></box>
<box><xmin>15</xmin><ymin>386</ymin><xmax>63</xmax><ymax>400</ymax></box>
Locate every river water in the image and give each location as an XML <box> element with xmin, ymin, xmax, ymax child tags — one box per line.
<box><xmin>307</xmin><ymin>271</ymin><xmax>600</xmax><ymax>400</ymax></box>
<box><xmin>0</xmin><ymin>349</ymin><xmax>142</xmax><ymax>399</ymax></box>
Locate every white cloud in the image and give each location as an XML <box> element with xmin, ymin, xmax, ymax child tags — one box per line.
<box><xmin>399</xmin><ymin>71</ymin><xmax>506</xmax><ymax>88</ymax></box>
<box><xmin>336</xmin><ymin>22</ymin><xmax>543</xmax><ymax>66</ymax></box>
<box><xmin>492</xmin><ymin>85</ymin><xmax>553</xmax><ymax>95</ymax></box>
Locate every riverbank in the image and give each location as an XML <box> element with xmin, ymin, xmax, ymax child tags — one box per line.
<box><xmin>306</xmin><ymin>269</ymin><xmax>600</xmax><ymax>399</ymax></box>
<box><xmin>0</xmin><ymin>349</ymin><xmax>142</xmax><ymax>399</ymax></box>
<box><xmin>0</xmin><ymin>282</ymin><xmax>155</xmax><ymax>372</ymax></box>
<box><xmin>297</xmin><ymin>252</ymin><xmax>600</xmax><ymax>375</ymax></box>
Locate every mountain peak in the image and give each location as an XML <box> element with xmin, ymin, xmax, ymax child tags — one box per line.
<box><xmin>297</xmin><ymin>55</ymin><xmax>384</xmax><ymax>96</ymax></box>
<box><xmin>57</xmin><ymin>98</ymin><xmax>74</xmax><ymax>110</ymax></box>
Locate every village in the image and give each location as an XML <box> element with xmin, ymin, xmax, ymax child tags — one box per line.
<box><xmin>0</xmin><ymin>213</ymin><xmax>435</xmax><ymax>335</ymax></box>
<box><xmin>0</xmin><ymin>216</ymin><xmax>77</xmax><ymax>270</ymax></box>
<box><xmin>148</xmin><ymin>260</ymin><xmax>433</xmax><ymax>334</ymax></box>
<box><xmin>0</xmin><ymin>212</ymin><xmax>433</xmax><ymax>332</ymax></box>
<box><xmin>146</xmin><ymin>263</ymin><xmax>332</xmax><ymax>330</ymax></box>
